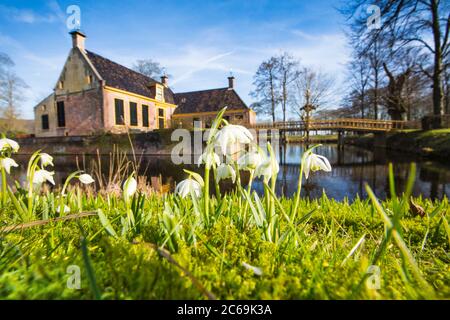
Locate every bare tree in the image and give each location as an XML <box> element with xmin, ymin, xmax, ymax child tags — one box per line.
<box><xmin>291</xmin><ymin>67</ymin><xmax>335</xmax><ymax>118</ymax></box>
<box><xmin>251</xmin><ymin>57</ymin><xmax>280</xmax><ymax>122</ymax></box>
<box><xmin>132</xmin><ymin>59</ymin><xmax>167</xmax><ymax>79</ymax></box>
<box><xmin>347</xmin><ymin>53</ymin><xmax>371</xmax><ymax>118</ymax></box>
<box><xmin>277</xmin><ymin>52</ymin><xmax>301</xmax><ymax>123</ymax></box>
<box><xmin>382</xmin><ymin>62</ymin><xmax>412</xmax><ymax>120</ymax></box>
<box><xmin>0</xmin><ymin>52</ymin><xmax>28</xmax><ymax>132</ymax></box>
<box><xmin>341</xmin><ymin>0</ymin><xmax>450</xmax><ymax>127</ymax></box>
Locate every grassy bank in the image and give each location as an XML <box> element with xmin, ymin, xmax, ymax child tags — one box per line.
<box><xmin>345</xmin><ymin>129</ymin><xmax>450</xmax><ymax>161</ymax></box>
<box><xmin>1</xmin><ymin>192</ymin><xmax>449</xmax><ymax>300</ymax></box>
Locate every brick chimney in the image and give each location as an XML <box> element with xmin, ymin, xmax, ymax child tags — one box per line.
<box><xmin>70</xmin><ymin>30</ymin><xmax>86</xmax><ymax>52</ymax></box>
<box><xmin>161</xmin><ymin>75</ymin><xmax>168</xmax><ymax>87</ymax></box>
<box><xmin>228</xmin><ymin>76</ymin><xmax>235</xmax><ymax>89</ymax></box>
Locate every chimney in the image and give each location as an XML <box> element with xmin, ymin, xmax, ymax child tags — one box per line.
<box><xmin>228</xmin><ymin>76</ymin><xmax>235</xmax><ymax>89</ymax></box>
<box><xmin>70</xmin><ymin>30</ymin><xmax>86</xmax><ymax>52</ymax></box>
<box><xmin>161</xmin><ymin>75</ymin><xmax>168</xmax><ymax>87</ymax></box>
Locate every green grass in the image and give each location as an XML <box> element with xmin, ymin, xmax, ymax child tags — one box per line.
<box><xmin>0</xmin><ymin>191</ymin><xmax>448</xmax><ymax>300</ymax></box>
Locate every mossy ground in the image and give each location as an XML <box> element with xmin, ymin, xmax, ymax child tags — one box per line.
<box><xmin>1</xmin><ymin>194</ymin><xmax>448</xmax><ymax>300</ymax></box>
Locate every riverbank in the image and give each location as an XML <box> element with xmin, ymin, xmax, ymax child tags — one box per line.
<box><xmin>345</xmin><ymin>129</ymin><xmax>450</xmax><ymax>161</ymax></box>
<box><xmin>286</xmin><ymin>134</ymin><xmax>337</xmax><ymax>143</ymax></box>
<box><xmin>15</xmin><ymin>130</ymin><xmax>177</xmax><ymax>155</ymax></box>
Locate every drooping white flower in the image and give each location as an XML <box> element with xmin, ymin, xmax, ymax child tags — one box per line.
<box><xmin>0</xmin><ymin>138</ymin><xmax>19</xmax><ymax>153</ymax></box>
<box><xmin>78</xmin><ymin>173</ymin><xmax>95</xmax><ymax>185</ymax></box>
<box><xmin>303</xmin><ymin>152</ymin><xmax>332</xmax><ymax>180</ymax></box>
<box><xmin>216</xmin><ymin>163</ymin><xmax>236</xmax><ymax>183</ymax></box>
<box><xmin>241</xmin><ymin>262</ymin><xmax>263</xmax><ymax>276</ymax></box>
<box><xmin>0</xmin><ymin>157</ymin><xmax>18</xmax><ymax>174</ymax></box>
<box><xmin>56</xmin><ymin>205</ymin><xmax>70</xmax><ymax>214</ymax></box>
<box><xmin>237</xmin><ymin>151</ymin><xmax>263</xmax><ymax>171</ymax></box>
<box><xmin>40</xmin><ymin>153</ymin><xmax>54</xmax><ymax>167</ymax></box>
<box><xmin>123</xmin><ymin>175</ymin><xmax>137</xmax><ymax>201</ymax></box>
<box><xmin>255</xmin><ymin>149</ymin><xmax>279</xmax><ymax>183</ymax></box>
<box><xmin>175</xmin><ymin>178</ymin><xmax>202</xmax><ymax>199</ymax></box>
<box><xmin>198</xmin><ymin>150</ymin><xmax>221</xmax><ymax>169</ymax></box>
<box><xmin>214</xmin><ymin>124</ymin><xmax>254</xmax><ymax>155</ymax></box>
<box><xmin>33</xmin><ymin>170</ymin><xmax>55</xmax><ymax>185</ymax></box>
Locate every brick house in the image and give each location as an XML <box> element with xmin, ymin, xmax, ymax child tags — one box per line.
<box><xmin>34</xmin><ymin>30</ymin><xmax>255</xmax><ymax>137</ymax></box>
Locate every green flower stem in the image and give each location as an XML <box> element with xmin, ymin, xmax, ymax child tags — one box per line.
<box><xmin>204</xmin><ymin>166</ymin><xmax>210</xmax><ymax>223</ymax></box>
<box><xmin>1</xmin><ymin>167</ymin><xmax>7</xmax><ymax>207</ymax></box>
<box><xmin>292</xmin><ymin>159</ymin><xmax>304</xmax><ymax>222</ymax></box>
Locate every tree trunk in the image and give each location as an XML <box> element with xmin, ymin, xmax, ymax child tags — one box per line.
<box><xmin>431</xmin><ymin>0</ymin><xmax>444</xmax><ymax>122</ymax></box>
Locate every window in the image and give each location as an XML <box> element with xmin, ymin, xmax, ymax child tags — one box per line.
<box><xmin>86</xmin><ymin>75</ymin><xmax>93</xmax><ymax>84</ymax></box>
<box><xmin>156</xmin><ymin>86</ymin><xmax>164</xmax><ymax>101</ymax></box>
<box><xmin>57</xmin><ymin>101</ymin><xmax>65</xmax><ymax>127</ymax></box>
<box><xmin>41</xmin><ymin>115</ymin><xmax>49</xmax><ymax>130</ymax></box>
<box><xmin>58</xmin><ymin>81</ymin><xmax>64</xmax><ymax>89</ymax></box>
<box><xmin>129</xmin><ymin>102</ymin><xmax>138</xmax><ymax>126</ymax></box>
<box><xmin>115</xmin><ymin>99</ymin><xmax>124</xmax><ymax>125</ymax></box>
<box><xmin>157</xmin><ymin>108</ymin><xmax>165</xmax><ymax>129</ymax></box>
<box><xmin>142</xmin><ymin>105</ymin><xmax>149</xmax><ymax>127</ymax></box>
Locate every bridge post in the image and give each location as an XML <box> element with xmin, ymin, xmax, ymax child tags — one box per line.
<box><xmin>337</xmin><ymin>131</ymin><xmax>344</xmax><ymax>149</ymax></box>
<box><xmin>373</xmin><ymin>132</ymin><xmax>387</xmax><ymax>148</ymax></box>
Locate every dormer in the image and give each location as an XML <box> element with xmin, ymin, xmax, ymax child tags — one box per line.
<box><xmin>154</xmin><ymin>83</ymin><xmax>165</xmax><ymax>102</ymax></box>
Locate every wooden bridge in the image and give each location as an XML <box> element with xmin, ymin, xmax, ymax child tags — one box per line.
<box><xmin>249</xmin><ymin>118</ymin><xmax>420</xmax><ymax>133</ymax></box>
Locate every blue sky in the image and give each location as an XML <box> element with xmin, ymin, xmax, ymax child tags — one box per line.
<box><xmin>0</xmin><ymin>0</ymin><xmax>350</xmax><ymax>119</ymax></box>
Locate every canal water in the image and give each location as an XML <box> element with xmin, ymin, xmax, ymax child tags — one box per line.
<box><xmin>11</xmin><ymin>144</ymin><xmax>450</xmax><ymax>201</ymax></box>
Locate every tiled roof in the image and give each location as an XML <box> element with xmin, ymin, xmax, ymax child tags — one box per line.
<box><xmin>85</xmin><ymin>50</ymin><xmax>175</xmax><ymax>104</ymax></box>
<box><xmin>173</xmin><ymin>88</ymin><xmax>249</xmax><ymax>115</ymax></box>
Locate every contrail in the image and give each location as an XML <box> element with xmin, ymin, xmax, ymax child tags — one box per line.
<box><xmin>171</xmin><ymin>51</ymin><xmax>234</xmax><ymax>86</ymax></box>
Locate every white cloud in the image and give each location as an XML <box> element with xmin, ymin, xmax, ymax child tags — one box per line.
<box><xmin>0</xmin><ymin>1</ymin><xmax>64</xmax><ymax>24</ymax></box>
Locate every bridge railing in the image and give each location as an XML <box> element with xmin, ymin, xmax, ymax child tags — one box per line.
<box><xmin>250</xmin><ymin>118</ymin><xmax>421</xmax><ymax>131</ymax></box>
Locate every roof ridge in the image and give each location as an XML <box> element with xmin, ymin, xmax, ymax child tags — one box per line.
<box><xmin>174</xmin><ymin>87</ymin><xmax>229</xmax><ymax>95</ymax></box>
<box><xmin>85</xmin><ymin>50</ymin><xmax>159</xmax><ymax>84</ymax></box>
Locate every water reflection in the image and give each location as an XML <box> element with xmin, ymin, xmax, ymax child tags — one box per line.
<box><xmin>11</xmin><ymin>144</ymin><xmax>450</xmax><ymax>201</ymax></box>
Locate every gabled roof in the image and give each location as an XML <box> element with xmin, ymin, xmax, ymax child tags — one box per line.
<box><xmin>85</xmin><ymin>50</ymin><xmax>175</xmax><ymax>104</ymax></box>
<box><xmin>173</xmin><ymin>88</ymin><xmax>249</xmax><ymax>115</ymax></box>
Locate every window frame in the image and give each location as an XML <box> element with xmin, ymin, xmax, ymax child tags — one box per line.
<box><xmin>157</xmin><ymin>108</ymin><xmax>165</xmax><ymax>129</ymax></box>
<box><xmin>41</xmin><ymin>114</ymin><xmax>49</xmax><ymax>130</ymax></box>
<box><xmin>129</xmin><ymin>102</ymin><xmax>138</xmax><ymax>126</ymax></box>
<box><xmin>114</xmin><ymin>99</ymin><xmax>125</xmax><ymax>125</ymax></box>
<box><xmin>56</xmin><ymin>101</ymin><xmax>66</xmax><ymax>128</ymax></box>
<box><xmin>142</xmin><ymin>105</ymin><xmax>149</xmax><ymax>128</ymax></box>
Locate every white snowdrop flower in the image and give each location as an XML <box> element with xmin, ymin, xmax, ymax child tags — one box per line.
<box><xmin>237</xmin><ymin>151</ymin><xmax>264</xmax><ymax>171</ymax></box>
<box><xmin>40</xmin><ymin>153</ymin><xmax>54</xmax><ymax>167</ymax></box>
<box><xmin>0</xmin><ymin>157</ymin><xmax>18</xmax><ymax>174</ymax></box>
<box><xmin>78</xmin><ymin>174</ymin><xmax>95</xmax><ymax>185</ymax></box>
<box><xmin>198</xmin><ymin>150</ymin><xmax>221</xmax><ymax>169</ymax></box>
<box><xmin>303</xmin><ymin>153</ymin><xmax>332</xmax><ymax>180</ymax></box>
<box><xmin>0</xmin><ymin>138</ymin><xmax>19</xmax><ymax>153</ymax></box>
<box><xmin>215</xmin><ymin>124</ymin><xmax>253</xmax><ymax>155</ymax></box>
<box><xmin>123</xmin><ymin>175</ymin><xmax>137</xmax><ymax>201</ymax></box>
<box><xmin>175</xmin><ymin>178</ymin><xmax>202</xmax><ymax>199</ymax></box>
<box><xmin>216</xmin><ymin>163</ymin><xmax>236</xmax><ymax>183</ymax></box>
<box><xmin>255</xmin><ymin>151</ymin><xmax>279</xmax><ymax>183</ymax></box>
<box><xmin>33</xmin><ymin>170</ymin><xmax>55</xmax><ymax>185</ymax></box>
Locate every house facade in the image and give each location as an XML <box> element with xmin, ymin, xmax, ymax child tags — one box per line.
<box><xmin>34</xmin><ymin>30</ymin><xmax>255</xmax><ymax>137</ymax></box>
